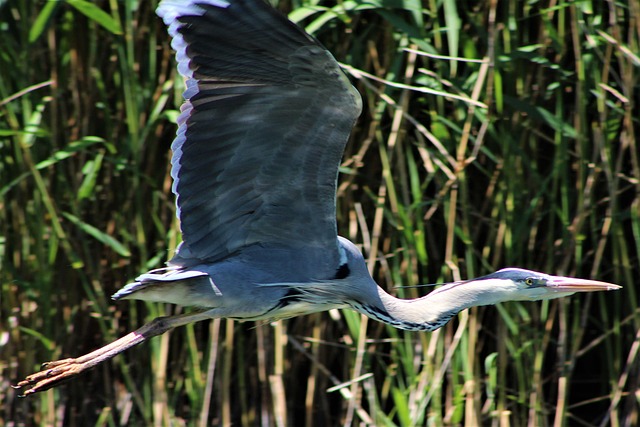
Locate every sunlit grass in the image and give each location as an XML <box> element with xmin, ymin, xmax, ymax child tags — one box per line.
<box><xmin>1</xmin><ymin>0</ymin><xmax>638</xmax><ymax>425</ymax></box>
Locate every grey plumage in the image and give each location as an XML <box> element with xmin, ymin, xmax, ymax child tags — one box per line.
<box><xmin>113</xmin><ymin>0</ymin><xmax>363</xmax><ymax>320</ymax></box>
<box><xmin>164</xmin><ymin>0</ymin><xmax>360</xmax><ymax>271</ymax></box>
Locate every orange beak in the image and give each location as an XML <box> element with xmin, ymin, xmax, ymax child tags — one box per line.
<box><xmin>544</xmin><ymin>276</ymin><xmax>622</xmax><ymax>293</ymax></box>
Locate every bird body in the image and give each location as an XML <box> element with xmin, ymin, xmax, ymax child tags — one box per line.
<box><xmin>113</xmin><ymin>235</ymin><xmax>616</xmax><ymax>332</ymax></box>
<box><xmin>15</xmin><ymin>0</ymin><xmax>620</xmax><ymax>396</ymax></box>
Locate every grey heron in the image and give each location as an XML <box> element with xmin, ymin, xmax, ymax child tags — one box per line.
<box><xmin>15</xmin><ymin>0</ymin><xmax>620</xmax><ymax>396</ymax></box>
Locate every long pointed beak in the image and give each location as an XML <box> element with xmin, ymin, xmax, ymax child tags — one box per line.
<box><xmin>545</xmin><ymin>276</ymin><xmax>622</xmax><ymax>293</ymax></box>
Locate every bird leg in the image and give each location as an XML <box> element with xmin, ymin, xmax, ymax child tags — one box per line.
<box><xmin>14</xmin><ymin>310</ymin><xmax>212</xmax><ymax>396</ymax></box>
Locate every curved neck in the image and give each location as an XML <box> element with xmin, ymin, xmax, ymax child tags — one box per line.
<box><xmin>353</xmin><ymin>283</ymin><xmax>498</xmax><ymax>332</ymax></box>
<box><xmin>335</xmin><ymin>238</ymin><xmax>511</xmax><ymax>332</ymax></box>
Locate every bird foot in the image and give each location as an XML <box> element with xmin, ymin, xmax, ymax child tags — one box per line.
<box><xmin>13</xmin><ymin>313</ymin><xmax>211</xmax><ymax>396</ymax></box>
<box><xmin>13</xmin><ymin>358</ymin><xmax>87</xmax><ymax>396</ymax></box>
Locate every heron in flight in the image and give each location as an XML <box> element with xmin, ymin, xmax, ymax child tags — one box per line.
<box><xmin>16</xmin><ymin>0</ymin><xmax>620</xmax><ymax>396</ymax></box>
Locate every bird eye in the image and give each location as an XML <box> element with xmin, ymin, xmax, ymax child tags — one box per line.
<box><xmin>525</xmin><ymin>278</ymin><xmax>535</xmax><ymax>286</ymax></box>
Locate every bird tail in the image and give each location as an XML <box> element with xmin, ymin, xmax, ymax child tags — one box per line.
<box><xmin>112</xmin><ymin>268</ymin><xmax>221</xmax><ymax>308</ymax></box>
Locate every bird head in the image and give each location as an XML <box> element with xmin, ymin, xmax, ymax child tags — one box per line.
<box><xmin>428</xmin><ymin>267</ymin><xmax>621</xmax><ymax>307</ymax></box>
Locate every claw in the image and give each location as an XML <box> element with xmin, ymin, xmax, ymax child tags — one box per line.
<box><xmin>14</xmin><ymin>313</ymin><xmax>198</xmax><ymax>396</ymax></box>
<box><xmin>13</xmin><ymin>358</ymin><xmax>85</xmax><ymax>396</ymax></box>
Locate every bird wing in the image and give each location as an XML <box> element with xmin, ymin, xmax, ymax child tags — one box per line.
<box><xmin>157</xmin><ymin>0</ymin><xmax>361</xmax><ymax>275</ymax></box>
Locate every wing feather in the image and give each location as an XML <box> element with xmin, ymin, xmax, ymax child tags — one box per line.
<box><xmin>157</xmin><ymin>0</ymin><xmax>361</xmax><ymax>277</ymax></box>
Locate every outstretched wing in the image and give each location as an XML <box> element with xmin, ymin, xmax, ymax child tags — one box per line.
<box><xmin>157</xmin><ymin>0</ymin><xmax>361</xmax><ymax>273</ymax></box>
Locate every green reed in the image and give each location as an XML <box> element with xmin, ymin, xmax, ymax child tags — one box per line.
<box><xmin>1</xmin><ymin>0</ymin><xmax>637</xmax><ymax>425</ymax></box>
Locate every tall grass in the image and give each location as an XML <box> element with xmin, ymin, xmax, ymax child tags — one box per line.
<box><xmin>1</xmin><ymin>0</ymin><xmax>638</xmax><ymax>425</ymax></box>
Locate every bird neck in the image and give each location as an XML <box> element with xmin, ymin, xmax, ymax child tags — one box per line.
<box><xmin>354</xmin><ymin>283</ymin><xmax>496</xmax><ymax>332</ymax></box>
<box><xmin>336</xmin><ymin>238</ymin><xmax>509</xmax><ymax>332</ymax></box>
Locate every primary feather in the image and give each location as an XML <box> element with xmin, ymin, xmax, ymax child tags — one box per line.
<box><xmin>157</xmin><ymin>0</ymin><xmax>361</xmax><ymax>275</ymax></box>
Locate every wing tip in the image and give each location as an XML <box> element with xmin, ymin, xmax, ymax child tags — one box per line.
<box><xmin>157</xmin><ymin>0</ymin><xmax>232</xmax><ymax>77</ymax></box>
<box><xmin>157</xmin><ymin>0</ymin><xmax>231</xmax><ymax>24</ymax></box>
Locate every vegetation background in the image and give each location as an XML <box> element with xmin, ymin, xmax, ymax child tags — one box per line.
<box><xmin>1</xmin><ymin>0</ymin><xmax>638</xmax><ymax>425</ymax></box>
